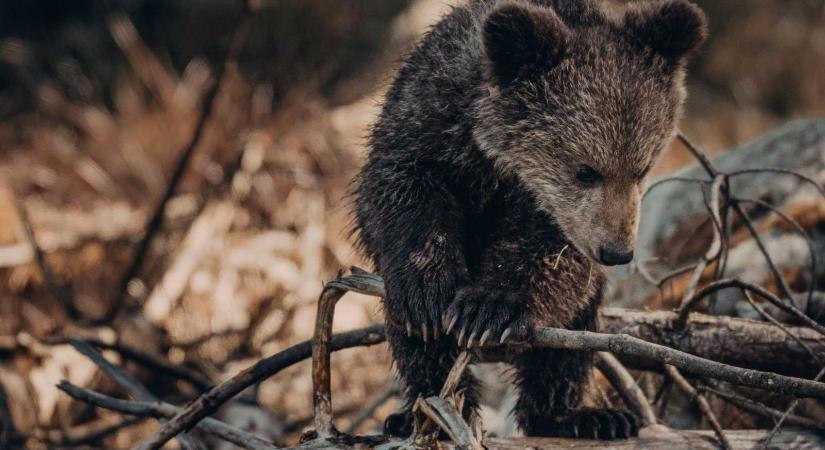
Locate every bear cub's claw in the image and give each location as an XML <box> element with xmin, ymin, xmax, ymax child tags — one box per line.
<box><xmin>534</xmin><ymin>409</ymin><xmax>639</xmax><ymax>440</ymax></box>
<box><xmin>443</xmin><ymin>286</ymin><xmax>532</xmax><ymax>347</ymax></box>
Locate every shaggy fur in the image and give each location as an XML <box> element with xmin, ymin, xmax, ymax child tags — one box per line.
<box><xmin>353</xmin><ymin>0</ymin><xmax>706</xmax><ymax>439</ymax></box>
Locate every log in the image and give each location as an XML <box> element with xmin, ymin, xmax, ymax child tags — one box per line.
<box><xmin>473</xmin><ymin>429</ymin><xmax>825</xmax><ymax>450</ymax></box>
<box><xmin>600</xmin><ymin>308</ymin><xmax>825</xmax><ymax>377</ymax></box>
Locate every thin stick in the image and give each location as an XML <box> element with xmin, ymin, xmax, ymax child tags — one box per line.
<box><xmin>665</xmin><ymin>365</ymin><xmax>732</xmax><ymax>450</ymax></box>
<box><xmin>14</xmin><ymin>197</ymin><xmax>77</xmax><ymax>318</ymax></box>
<box><xmin>27</xmin><ymin>417</ymin><xmax>144</xmax><ymax>446</ymax></box>
<box><xmin>676</xmin><ymin>278</ymin><xmax>825</xmax><ymax>336</ymax></box>
<box><xmin>741</xmin><ymin>290</ymin><xmax>823</xmax><ymax>365</ymax></box>
<box><xmin>413</xmin><ymin>351</ymin><xmax>472</xmax><ymax>446</ymax></box>
<box><xmin>114</xmin><ymin>14</ymin><xmax>251</xmax><ymax>315</ymax></box>
<box><xmin>734</xmin><ymin>197</ymin><xmax>817</xmax><ymax>306</ymax></box>
<box><xmin>761</xmin><ymin>365</ymin><xmax>825</xmax><ymax>450</ymax></box>
<box><xmin>642</xmin><ymin>176</ymin><xmax>710</xmax><ymax>201</ymax></box>
<box><xmin>727</xmin><ymin>168</ymin><xmax>825</xmax><ymax>200</ymax></box>
<box><xmin>702</xmin><ymin>384</ymin><xmax>823</xmax><ymax>429</ymax></box>
<box><xmin>311</xmin><ymin>281</ymin><xmax>344</xmax><ymax>437</ymax></box>
<box><xmin>596</xmin><ymin>352</ymin><xmax>657</xmax><ymax>426</ymax></box>
<box><xmin>69</xmin><ymin>340</ymin><xmax>204</xmax><ymax>450</ymax></box>
<box><xmin>43</xmin><ymin>336</ymin><xmax>211</xmax><ymax>391</ymax></box>
<box><xmin>676</xmin><ymin>175</ymin><xmax>724</xmax><ymax>325</ymax></box>
<box><xmin>131</xmin><ymin>324</ymin><xmax>386</xmax><ymax>450</ymax></box>
<box><xmin>731</xmin><ymin>202</ymin><xmax>795</xmax><ymax>302</ymax></box>
<box><xmin>58</xmin><ymin>382</ymin><xmax>275</xmax><ymax>450</ymax></box>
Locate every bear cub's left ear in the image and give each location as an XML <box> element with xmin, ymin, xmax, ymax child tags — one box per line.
<box><xmin>483</xmin><ymin>2</ymin><xmax>570</xmax><ymax>87</ymax></box>
<box><xmin>624</xmin><ymin>0</ymin><xmax>708</xmax><ymax>62</ymax></box>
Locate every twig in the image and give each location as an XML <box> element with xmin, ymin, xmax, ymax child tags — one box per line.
<box><xmin>596</xmin><ymin>352</ymin><xmax>657</xmax><ymax>426</ymax></box>
<box><xmin>677</xmin><ymin>132</ymin><xmax>719</xmax><ymax>176</ymax></box>
<box><xmin>114</xmin><ymin>12</ymin><xmax>251</xmax><ymax>316</ymax></box>
<box><xmin>741</xmin><ymin>290</ymin><xmax>823</xmax><ymax>365</ymax></box>
<box><xmin>676</xmin><ymin>175</ymin><xmax>725</xmax><ymax>321</ymax></box>
<box><xmin>69</xmin><ymin>340</ymin><xmax>204</xmax><ymax>450</ymax></box>
<box><xmin>664</xmin><ymin>365</ymin><xmax>732</xmax><ymax>450</ymax></box>
<box><xmin>27</xmin><ymin>417</ymin><xmax>144</xmax><ymax>446</ymax></box>
<box><xmin>14</xmin><ymin>196</ymin><xmax>77</xmax><ymax>318</ymax></box>
<box><xmin>734</xmin><ymin>197</ymin><xmax>817</xmax><ymax>305</ymax></box>
<box><xmin>416</xmin><ymin>396</ymin><xmax>483</xmax><ymax>450</ymax></box>
<box><xmin>761</xmin><ymin>365</ymin><xmax>825</xmax><ymax>449</ymax></box>
<box><xmin>702</xmin><ymin>383</ymin><xmax>823</xmax><ymax>430</ymax></box>
<box><xmin>642</xmin><ymin>176</ymin><xmax>710</xmax><ymax>201</ymax></box>
<box><xmin>731</xmin><ymin>202</ymin><xmax>795</xmax><ymax>302</ymax></box>
<box><xmin>58</xmin><ymin>382</ymin><xmax>275</xmax><ymax>450</ymax></box>
<box><xmin>344</xmin><ymin>382</ymin><xmax>399</xmax><ymax>433</ymax></box>
<box><xmin>726</xmin><ymin>168</ymin><xmax>825</xmax><ymax>200</ymax></box>
<box><xmin>676</xmin><ymin>278</ymin><xmax>825</xmax><ymax>336</ymax></box>
<box><xmin>311</xmin><ymin>275</ymin><xmax>344</xmax><ymax>437</ymax></box>
<box><xmin>412</xmin><ymin>351</ymin><xmax>472</xmax><ymax>446</ymax></box>
<box><xmin>131</xmin><ymin>324</ymin><xmax>386</xmax><ymax>450</ymax></box>
<box><xmin>43</xmin><ymin>336</ymin><xmax>211</xmax><ymax>391</ymax></box>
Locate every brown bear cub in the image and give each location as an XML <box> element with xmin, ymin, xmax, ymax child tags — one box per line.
<box><xmin>353</xmin><ymin>0</ymin><xmax>706</xmax><ymax>439</ymax></box>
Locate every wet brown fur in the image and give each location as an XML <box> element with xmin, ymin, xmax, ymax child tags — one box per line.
<box><xmin>352</xmin><ymin>0</ymin><xmax>707</xmax><ymax>439</ymax></box>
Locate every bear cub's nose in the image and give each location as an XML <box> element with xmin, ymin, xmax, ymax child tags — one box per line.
<box><xmin>599</xmin><ymin>247</ymin><xmax>634</xmax><ymax>266</ymax></box>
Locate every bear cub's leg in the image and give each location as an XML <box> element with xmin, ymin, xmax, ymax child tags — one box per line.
<box><xmin>382</xmin><ymin>325</ymin><xmax>480</xmax><ymax>437</ymax></box>
<box><xmin>515</xmin><ymin>348</ymin><xmax>638</xmax><ymax>439</ymax></box>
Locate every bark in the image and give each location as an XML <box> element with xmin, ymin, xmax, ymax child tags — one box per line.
<box><xmin>600</xmin><ymin>308</ymin><xmax>825</xmax><ymax>377</ymax></box>
<box><xmin>473</xmin><ymin>429</ymin><xmax>825</xmax><ymax>450</ymax></box>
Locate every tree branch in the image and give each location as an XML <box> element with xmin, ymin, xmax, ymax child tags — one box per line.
<box><xmin>58</xmin><ymin>382</ymin><xmax>275</xmax><ymax>450</ymax></box>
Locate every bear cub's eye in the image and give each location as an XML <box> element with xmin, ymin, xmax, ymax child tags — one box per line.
<box><xmin>575</xmin><ymin>165</ymin><xmax>603</xmax><ymax>185</ymax></box>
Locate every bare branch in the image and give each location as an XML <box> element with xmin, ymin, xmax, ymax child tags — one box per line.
<box><xmin>114</xmin><ymin>9</ymin><xmax>252</xmax><ymax>317</ymax></box>
<box><xmin>58</xmin><ymin>382</ymin><xmax>275</xmax><ymax>450</ymax></box>
<box><xmin>69</xmin><ymin>340</ymin><xmax>205</xmax><ymax>450</ymax></box>
<box><xmin>664</xmin><ymin>365</ymin><xmax>732</xmax><ymax>450</ymax></box>
<box><xmin>676</xmin><ymin>278</ymin><xmax>825</xmax><ymax>336</ymax></box>
<box><xmin>596</xmin><ymin>352</ymin><xmax>657</xmax><ymax>426</ymax></box>
<box><xmin>131</xmin><ymin>324</ymin><xmax>386</xmax><ymax>450</ymax></box>
<box><xmin>127</xmin><ymin>272</ymin><xmax>825</xmax><ymax>449</ymax></box>
<box><xmin>14</xmin><ymin>196</ymin><xmax>77</xmax><ymax>318</ymax></box>
<box><xmin>703</xmin><ymin>383</ymin><xmax>823</xmax><ymax>430</ymax></box>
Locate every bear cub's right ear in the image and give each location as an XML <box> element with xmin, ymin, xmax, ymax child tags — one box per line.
<box><xmin>483</xmin><ymin>2</ymin><xmax>570</xmax><ymax>87</ymax></box>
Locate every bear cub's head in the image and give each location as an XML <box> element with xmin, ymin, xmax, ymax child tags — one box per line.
<box><xmin>474</xmin><ymin>0</ymin><xmax>707</xmax><ymax>266</ymax></box>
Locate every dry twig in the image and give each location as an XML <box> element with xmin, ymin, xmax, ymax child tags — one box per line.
<box><xmin>664</xmin><ymin>365</ymin><xmax>732</xmax><ymax>450</ymax></box>
<box><xmin>596</xmin><ymin>352</ymin><xmax>657</xmax><ymax>426</ymax></box>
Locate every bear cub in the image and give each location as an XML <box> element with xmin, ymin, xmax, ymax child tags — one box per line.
<box><xmin>353</xmin><ymin>0</ymin><xmax>706</xmax><ymax>439</ymax></box>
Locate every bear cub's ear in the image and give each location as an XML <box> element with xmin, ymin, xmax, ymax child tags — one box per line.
<box><xmin>624</xmin><ymin>0</ymin><xmax>708</xmax><ymax>62</ymax></box>
<box><xmin>483</xmin><ymin>2</ymin><xmax>570</xmax><ymax>87</ymax></box>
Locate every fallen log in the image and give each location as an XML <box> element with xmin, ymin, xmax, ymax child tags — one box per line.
<box><xmin>600</xmin><ymin>308</ymin><xmax>825</xmax><ymax>377</ymax></box>
<box><xmin>473</xmin><ymin>429</ymin><xmax>825</xmax><ymax>450</ymax></box>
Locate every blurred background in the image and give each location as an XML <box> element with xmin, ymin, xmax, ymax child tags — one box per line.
<box><xmin>0</xmin><ymin>0</ymin><xmax>824</xmax><ymax>448</ymax></box>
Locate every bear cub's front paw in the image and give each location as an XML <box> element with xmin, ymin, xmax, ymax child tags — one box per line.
<box><xmin>443</xmin><ymin>286</ymin><xmax>532</xmax><ymax>347</ymax></box>
<box><xmin>536</xmin><ymin>409</ymin><xmax>638</xmax><ymax>440</ymax></box>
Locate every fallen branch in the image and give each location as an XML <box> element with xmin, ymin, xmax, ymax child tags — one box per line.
<box><xmin>69</xmin><ymin>340</ymin><xmax>204</xmax><ymax>450</ymax></box>
<box><xmin>596</xmin><ymin>352</ymin><xmax>657</xmax><ymax>426</ymax></box>
<box><xmin>467</xmin><ymin>429</ymin><xmax>825</xmax><ymax>450</ymax></box>
<box><xmin>125</xmin><ymin>272</ymin><xmax>825</xmax><ymax>449</ymax></box>
<box><xmin>58</xmin><ymin>382</ymin><xmax>275</xmax><ymax>450</ymax></box>
<box><xmin>702</xmin><ymin>383</ymin><xmax>823</xmax><ymax>430</ymax></box>
<box><xmin>665</xmin><ymin>365</ymin><xmax>732</xmax><ymax>450</ymax></box>
<box><xmin>130</xmin><ymin>324</ymin><xmax>386</xmax><ymax>450</ymax></box>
